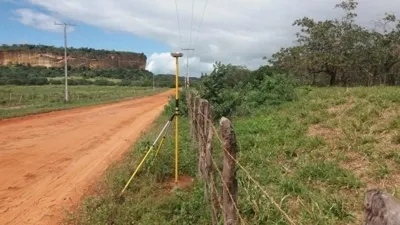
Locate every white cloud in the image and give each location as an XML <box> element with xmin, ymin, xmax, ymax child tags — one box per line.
<box><xmin>13</xmin><ymin>8</ymin><xmax>74</xmax><ymax>33</ymax></box>
<box><xmin>146</xmin><ymin>52</ymin><xmax>213</xmax><ymax>75</ymax></box>
<box><xmin>18</xmin><ymin>0</ymin><xmax>400</xmax><ymax>75</ymax></box>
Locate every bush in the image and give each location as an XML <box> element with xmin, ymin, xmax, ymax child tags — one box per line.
<box><xmin>8</xmin><ymin>79</ymin><xmax>24</xmax><ymax>85</ymax></box>
<box><xmin>0</xmin><ymin>77</ymin><xmax>7</xmax><ymax>85</ymax></box>
<box><xmin>75</xmin><ymin>78</ymin><xmax>93</xmax><ymax>85</ymax></box>
<box><xmin>68</xmin><ymin>79</ymin><xmax>78</xmax><ymax>85</ymax></box>
<box><xmin>164</xmin><ymin>90</ymin><xmax>188</xmax><ymax>117</ymax></box>
<box><xmin>198</xmin><ymin>63</ymin><xmax>297</xmax><ymax>118</ymax></box>
<box><xmin>49</xmin><ymin>79</ymin><xmax>62</xmax><ymax>85</ymax></box>
<box><xmin>118</xmin><ymin>79</ymin><xmax>132</xmax><ymax>86</ymax></box>
<box><xmin>34</xmin><ymin>77</ymin><xmax>49</xmax><ymax>85</ymax></box>
<box><xmin>94</xmin><ymin>78</ymin><xmax>115</xmax><ymax>86</ymax></box>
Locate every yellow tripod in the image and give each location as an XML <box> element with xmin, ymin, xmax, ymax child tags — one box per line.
<box><xmin>171</xmin><ymin>52</ymin><xmax>183</xmax><ymax>184</ymax></box>
<box><xmin>120</xmin><ymin>52</ymin><xmax>183</xmax><ymax>196</ymax></box>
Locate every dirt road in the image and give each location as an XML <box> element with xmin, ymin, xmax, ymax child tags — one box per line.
<box><xmin>0</xmin><ymin>90</ymin><xmax>173</xmax><ymax>225</ymax></box>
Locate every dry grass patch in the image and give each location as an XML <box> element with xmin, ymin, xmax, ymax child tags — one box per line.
<box><xmin>328</xmin><ymin>96</ymin><xmax>355</xmax><ymax>114</ymax></box>
<box><xmin>307</xmin><ymin>124</ymin><xmax>343</xmax><ymax>144</ymax></box>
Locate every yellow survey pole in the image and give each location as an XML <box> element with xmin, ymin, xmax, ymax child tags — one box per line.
<box><xmin>171</xmin><ymin>52</ymin><xmax>183</xmax><ymax>184</ymax></box>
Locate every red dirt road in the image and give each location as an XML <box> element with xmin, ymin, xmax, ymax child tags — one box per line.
<box><xmin>0</xmin><ymin>90</ymin><xmax>173</xmax><ymax>225</ymax></box>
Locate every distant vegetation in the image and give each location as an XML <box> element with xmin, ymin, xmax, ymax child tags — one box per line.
<box><xmin>0</xmin><ymin>64</ymin><xmax>197</xmax><ymax>87</ymax></box>
<box><xmin>0</xmin><ymin>85</ymin><xmax>167</xmax><ymax>119</ymax></box>
<box><xmin>0</xmin><ymin>44</ymin><xmax>145</xmax><ymax>57</ymax></box>
<box><xmin>269</xmin><ymin>0</ymin><xmax>400</xmax><ymax>86</ymax></box>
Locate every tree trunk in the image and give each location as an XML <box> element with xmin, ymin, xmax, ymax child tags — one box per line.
<box><xmin>388</xmin><ymin>73</ymin><xmax>396</xmax><ymax>86</ymax></box>
<box><xmin>329</xmin><ymin>72</ymin><xmax>337</xmax><ymax>86</ymax></box>
<box><xmin>312</xmin><ymin>73</ymin><xmax>316</xmax><ymax>85</ymax></box>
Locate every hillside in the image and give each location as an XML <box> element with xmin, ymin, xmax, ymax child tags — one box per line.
<box><xmin>0</xmin><ymin>44</ymin><xmax>146</xmax><ymax>70</ymax></box>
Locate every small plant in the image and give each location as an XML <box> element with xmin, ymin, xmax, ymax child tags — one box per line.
<box><xmin>297</xmin><ymin>162</ymin><xmax>362</xmax><ymax>188</ymax></box>
<box><xmin>391</xmin><ymin>134</ymin><xmax>400</xmax><ymax>145</ymax></box>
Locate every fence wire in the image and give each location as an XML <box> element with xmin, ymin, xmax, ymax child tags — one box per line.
<box><xmin>187</xmin><ymin>91</ymin><xmax>297</xmax><ymax>225</ymax></box>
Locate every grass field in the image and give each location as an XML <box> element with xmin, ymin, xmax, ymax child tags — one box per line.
<box><xmin>0</xmin><ymin>85</ymin><xmax>167</xmax><ymax>119</ymax></box>
<box><xmin>48</xmin><ymin>76</ymin><xmax>122</xmax><ymax>82</ymax></box>
<box><xmin>71</xmin><ymin>86</ymin><xmax>400</xmax><ymax>224</ymax></box>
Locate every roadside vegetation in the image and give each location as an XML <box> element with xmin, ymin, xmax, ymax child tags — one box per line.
<box><xmin>71</xmin><ymin>85</ymin><xmax>400</xmax><ymax>225</ymax></box>
<box><xmin>0</xmin><ymin>61</ymin><xmax>198</xmax><ymax>87</ymax></box>
<box><xmin>0</xmin><ymin>85</ymin><xmax>167</xmax><ymax>119</ymax></box>
<box><xmin>66</xmin><ymin>0</ymin><xmax>400</xmax><ymax>224</ymax></box>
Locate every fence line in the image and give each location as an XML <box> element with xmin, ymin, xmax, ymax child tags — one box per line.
<box><xmin>210</xmin><ymin>146</ymin><xmax>245</xmax><ymax>225</ymax></box>
<box><xmin>186</xmin><ymin>91</ymin><xmax>296</xmax><ymax>225</ymax></box>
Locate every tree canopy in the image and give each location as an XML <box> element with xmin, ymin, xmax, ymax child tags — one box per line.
<box><xmin>269</xmin><ymin>0</ymin><xmax>400</xmax><ymax>86</ymax></box>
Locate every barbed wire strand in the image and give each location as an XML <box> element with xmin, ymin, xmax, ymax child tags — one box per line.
<box><xmin>210</xmin><ymin>179</ymin><xmax>226</xmax><ymax>221</ymax></box>
<box><xmin>210</xmin><ymin>153</ymin><xmax>246</xmax><ymax>225</ymax></box>
<box><xmin>211</xmin><ymin>124</ymin><xmax>296</xmax><ymax>225</ymax></box>
<box><xmin>174</xmin><ymin>0</ymin><xmax>183</xmax><ymax>49</ymax></box>
<box><xmin>196</xmin><ymin>110</ymin><xmax>297</xmax><ymax>225</ymax></box>
<box><xmin>192</xmin><ymin>0</ymin><xmax>208</xmax><ymax>49</ymax></box>
<box><xmin>189</xmin><ymin>0</ymin><xmax>195</xmax><ymax>48</ymax></box>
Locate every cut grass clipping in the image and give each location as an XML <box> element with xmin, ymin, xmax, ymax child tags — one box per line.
<box><xmin>72</xmin><ymin>87</ymin><xmax>400</xmax><ymax>224</ymax></box>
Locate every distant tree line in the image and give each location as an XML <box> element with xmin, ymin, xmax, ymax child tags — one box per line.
<box><xmin>0</xmin><ymin>44</ymin><xmax>145</xmax><ymax>57</ymax></box>
<box><xmin>269</xmin><ymin>0</ymin><xmax>400</xmax><ymax>86</ymax></box>
<box><xmin>0</xmin><ymin>64</ymin><xmax>198</xmax><ymax>87</ymax></box>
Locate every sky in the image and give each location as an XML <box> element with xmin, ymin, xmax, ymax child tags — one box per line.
<box><xmin>0</xmin><ymin>0</ymin><xmax>399</xmax><ymax>76</ymax></box>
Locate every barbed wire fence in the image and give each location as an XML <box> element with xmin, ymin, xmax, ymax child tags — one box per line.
<box><xmin>186</xmin><ymin>91</ymin><xmax>296</xmax><ymax>225</ymax></box>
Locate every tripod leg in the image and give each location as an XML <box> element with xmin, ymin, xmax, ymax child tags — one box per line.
<box><xmin>155</xmin><ymin>121</ymin><xmax>172</xmax><ymax>157</ymax></box>
<box><xmin>119</xmin><ymin>117</ymin><xmax>173</xmax><ymax>196</ymax></box>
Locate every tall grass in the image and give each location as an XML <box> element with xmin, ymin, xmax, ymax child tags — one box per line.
<box><xmin>0</xmin><ymin>85</ymin><xmax>167</xmax><ymax>119</ymax></box>
<box><xmin>72</xmin><ymin>87</ymin><xmax>400</xmax><ymax>224</ymax></box>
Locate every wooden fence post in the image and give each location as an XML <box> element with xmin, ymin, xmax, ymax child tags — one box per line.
<box><xmin>204</xmin><ymin>102</ymin><xmax>218</xmax><ymax>225</ymax></box>
<box><xmin>193</xmin><ymin>95</ymin><xmax>200</xmax><ymax>143</ymax></box>
<box><xmin>220</xmin><ymin>117</ymin><xmax>238</xmax><ymax>225</ymax></box>
<box><xmin>186</xmin><ymin>91</ymin><xmax>197</xmax><ymax>145</ymax></box>
<box><xmin>197</xmin><ymin>99</ymin><xmax>207</xmax><ymax>178</ymax></box>
<box><xmin>364</xmin><ymin>189</ymin><xmax>400</xmax><ymax>225</ymax></box>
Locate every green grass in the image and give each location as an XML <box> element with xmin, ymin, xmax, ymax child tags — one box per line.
<box><xmin>71</xmin><ymin>86</ymin><xmax>400</xmax><ymax>224</ymax></box>
<box><xmin>0</xmin><ymin>85</ymin><xmax>167</xmax><ymax>119</ymax></box>
<box><xmin>68</xmin><ymin>103</ymin><xmax>208</xmax><ymax>224</ymax></box>
<box><xmin>49</xmin><ymin>76</ymin><xmax>122</xmax><ymax>82</ymax></box>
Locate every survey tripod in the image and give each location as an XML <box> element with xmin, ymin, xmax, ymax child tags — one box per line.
<box><xmin>120</xmin><ymin>52</ymin><xmax>183</xmax><ymax>197</ymax></box>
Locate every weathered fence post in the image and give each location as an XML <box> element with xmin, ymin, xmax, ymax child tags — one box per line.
<box><xmin>191</xmin><ymin>98</ymin><xmax>218</xmax><ymax>225</ymax></box>
<box><xmin>186</xmin><ymin>91</ymin><xmax>198</xmax><ymax>144</ymax></box>
<box><xmin>220</xmin><ymin>117</ymin><xmax>238</xmax><ymax>225</ymax></box>
<box><xmin>197</xmin><ymin>99</ymin><xmax>207</xmax><ymax>178</ymax></box>
<box><xmin>364</xmin><ymin>189</ymin><xmax>400</xmax><ymax>225</ymax></box>
<box><xmin>192</xmin><ymin>94</ymin><xmax>200</xmax><ymax>143</ymax></box>
<box><xmin>204</xmin><ymin>102</ymin><xmax>218</xmax><ymax>225</ymax></box>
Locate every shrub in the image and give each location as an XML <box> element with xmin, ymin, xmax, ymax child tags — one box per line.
<box><xmin>75</xmin><ymin>78</ymin><xmax>93</xmax><ymax>85</ymax></box>
<box><xmin>8</xmin><ymin>78</ymin><xmax>24</xmax><ymax>85</ymax></box>
<box><xmin>94</xmin><ymin>78</ymin><xmax>115</xmax><ymax>86</ymax></box>
<box><xmin>198</xmin><ymin>63</ymin><xmax>297</xmax><ymax>118</ymax></box>
<box><xmin>49</xmin><ymin>79</ymin><xmax>62</xmax><ymax>85</ymax></box>
<box><xmin>34</xmin><ymin>77</ymin><xmax>49</xmax><ymax>85</ymax></box>
<box><xmin>118</xmin><ymin>79</ymin><xmax>132</xmax><ymax>86</ymax></box>
<box><xmin>0</xmin><ymin>77</ymin><xmax>7</xmax><ymax>85</ymax></box>
<box><xmin>164</xmin><ymin>90</ymin><xmax>188</xmax><ymax>117</ymax></box>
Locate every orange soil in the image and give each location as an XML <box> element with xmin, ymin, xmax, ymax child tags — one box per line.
<box><xmin>0</xmin><ymin>90</ymin><xmax>174</xmax><ymax>225</ymax></box>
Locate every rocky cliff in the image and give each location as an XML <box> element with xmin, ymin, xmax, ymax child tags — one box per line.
<box><xmin>0</xmin><ymin>47</ymin><xmax>146</xmax><ymax>70</ymax></box>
